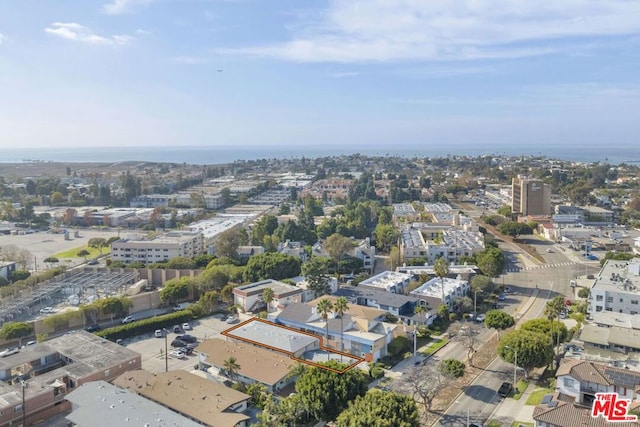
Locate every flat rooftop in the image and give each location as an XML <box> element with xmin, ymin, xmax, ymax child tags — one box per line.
<box><xmin>233</xmin><ymin>279</ymin><xmax>301</xmax><ymax>297</ymax></box>
<box><xmin>592</xmin><ymin>259</ymin><xmax>640</xmax><ymax>294</ymax></box>
<box><xmin>359</xmin><ymin>271</ymin><xmax>411</xmax><ymax>292</ymax></box>
<box><xmin>410</xmin><ymin>277</ymin><xmax>468</xmax><ymax>299</ymax></box>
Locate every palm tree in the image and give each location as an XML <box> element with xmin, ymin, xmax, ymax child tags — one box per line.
<box><xmin>434</xmin><ymin>257</ymin><xmax>450</xmax><ymax>311</ymax></box>
<box><xmin>223</xmin><ymin>356</ymin><xmax>241</xmax><ymax>381</ymax></box>
<box><xmin>333</xmin><ymin>297</ymin><xmax>349</xmax><ymax>361</ymax></box>
<box><xmin>545</xmin><ymin>296</ymin><xmax>566</xmax><ymax>368</ymax></box>
<box><xmin>316</xmin><ymin>298</ymin><xmax>334</xmax><ymax>353</ymax></box>
<box><xmin>286</xmin><ymin>362</ymin><xmax>307</xmax><ymax>380</ymax></box>
<box><xmin>262</xmin><ymin>287</ymin><xmax>274</xmax><ymax>312</ymax></box>
<box><xmin>414</xmin><ymin>303</ymin><xmax>429</xmax><ymax>325</ymax></box>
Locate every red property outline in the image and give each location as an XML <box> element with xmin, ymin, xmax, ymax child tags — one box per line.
<box><xmin>221</xmin><ymin>317</ymin><xmax>364</xmax><ymax>374</ymax></box>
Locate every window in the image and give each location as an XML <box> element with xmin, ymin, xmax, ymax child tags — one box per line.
<box><xmin>632</xmin><ymin>300</ymin><xmax>638</xmax><ymax>305</ymax></box>
<box><xmin>620</xmin><ymin>298</ymin><xmax>624</xmax><ymax>303</ymax></box>
<box><xmin>596</xmin><ymin>295</ymin><xmax>603</xmax><ymax>301</ymax></box>
<box><xmin>563</xmin><ymin>378</ymin><xmax>574</xmax><ymax>387</ymax></box>
<box><xmin>605</xmin><ymin>307</ymin><xmax>613</xmax><ymax>311</ymax></box>
<box><xmin>606</xmin><ymin>297</ymin><xmax>613</xmax><ymax>303</ymax></box>
<box><xmin>596</xmin><ymin>306</ymin><xmax>603</xmax><ymax>312</ymax></box>
<box><xmin>14</xmin><ymin>404</ymin><xmax>23</xmax><ymax>413</ymax></box>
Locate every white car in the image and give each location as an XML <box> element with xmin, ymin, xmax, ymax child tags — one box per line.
<box><xmin>154</xmin><ymin>329</ymin><xmax>164</xmax><ymax>338</ymax></box>
<box><xmin>121</xmin><ymin>316</ymin><xmax>136</xmax><ymax>324</ymax></box>
<box><xmin>476</xmin><ymin>314</ymin><xmax>486</xmax><ymax>322</ymax></box>
<box><xmin>0</xmin><ymin>347</ymin><xmax>20</xmax><ymax>358</ymax></box>
<box><xmin>40</xmin><ymin>307</ymin><xmax>55</xmax><ymax>314</ymax></box>
<box><xmin>169</xmin><ymin>349</ymin><xmax>186</xmax><ymax>359</ymax></box>
<box><xmin>182</xmin><ymin>323</ymin><xmax>192</xmax><ymax>331</ymax></box>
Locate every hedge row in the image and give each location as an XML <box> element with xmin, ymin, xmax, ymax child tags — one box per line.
<box><xmin>96</xmin><ymin>310</ymin><xmax>194</xmax><ymax>341</ymax></box>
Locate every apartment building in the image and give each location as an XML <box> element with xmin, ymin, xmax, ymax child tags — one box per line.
<box><xmin>410</xmin><ymin>276</ymin><xmax>470</xmax><ymax>308</ymax></box>
<box><xmin>589</xmin><ymin>260</ymin><xmax>640</xmax><ymax>315</ymax></box>
<box><xmin>0</xmin><ymin>331</ymin><xmax>141</xmax><ymax>426</ymax></box>
<box><xmin>232</xmin><ymin>279</ymin><xmax>303</xmax><ymax>313</ymax></box>
<box><xmin>512</xmin><ymin>175</ymin><xmax>551</xmax><ymax>216</ymax></box>
<box><xmin>110</xmin><ymin>231</ymin><xmax>204</xmax><ymax>264</ymax></box>
<box><xmin>359</xmin><ymin>271</ymin><xmax>412</xmax><ymax>294</ymax></box>
<box><xmin>400</xmin><ymin>222</ymin><xmax>484</xmax><ymax>263</ymax></box>
<box><xmin>114</xmin><ymin>370</ymin><xmax>251</xmax><ymax>427</ymax></box>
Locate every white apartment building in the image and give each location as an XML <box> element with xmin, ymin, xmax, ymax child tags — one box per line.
<box><xmin>410</xmin><ymin>277</ymin><xmax>470</xmax><ymax>307</ymax></box>
<box><xmin>359</xmin><ymin>271</ymin><xmax>412</xmax><ymax>294</ymax></box>
<box><xmin>110</xmin><ymin>231</ymin><xmax>204</xmax><ymax>264</ymax></box>
<box><xmin>400</xmin><ymin>220</ymin><xmax>484</xmax><ymax>263</ymax></box>
<box><xmin>589</xmin><ymin>259</ymin><xmax>640</xmax><ymax>315</ymax></box>
<box><xmin>186</xmin><ymin>216</ymin><xmax>246</xmax><ymax>254</ymax></box>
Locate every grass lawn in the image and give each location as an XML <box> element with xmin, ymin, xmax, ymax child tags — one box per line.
<box><xmin>512</xmin><ymin>380</ymin><xmax>529</xmax><ymax>400</ymax></box>
<box><xmin>420</xmin><ymin>338</ymin><xmax>449</xmax><ymax>356</ymax></box>
<box><xmin>525</xmin><ymin>388</ymin><xmax>554</xmax><ymax>406</ymax></box>
<box><xmin>487</xmin><ymin>420</ymin><xmax>503</xmax><ymax>427</ymax></box>
<box><xmin>53</xmin><ymin>245</ymin><xmax>107</xmax><ymax>259</ymax></box>
<box><xmin>511</xmin><ymin>422</ymin><xmax>533</xmax><ymax>427</ymax></box>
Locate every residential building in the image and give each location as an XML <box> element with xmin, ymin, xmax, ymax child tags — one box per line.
<box><xmin>130</xmin><ymin>194</ymin><xmax>172</xmax><ymax>208</ymax></box>
<box><xmin>65</xmin><ymin>380</ymin><xmax>202</xmax><ymax>427</ymax></box>
<box><xmin>589</xmin><ymin>260</ymin><xmax>640</xmax><ymax>315</ymax></box>
<box><xmin>359</xmin><ymin>271</ymin><xmax>412</xmax><ymax>294</ymax></box>
<box><xmin>353</xmin><ymin>237</ymin><xmax>376</xmax><ymax>272</ymax></box>
<box><xmin>533</xmin><ymin>395</ymin><xmax>639</xmax><ymax>427</ymax></box>
<box><xmin>114</xmin><ymin>370</ymin><xmax>251</xmax><ymax>427</ymax></box>
<box><xmin>288</xmin><ymin>276</ymin><xmax>338</xmax><ymax>303</ymax></box>
<box><xmin>410</xmin><ymin>276</ymin><xmax>470</xmax><ymax>308</ymax></box>
<box><xmin>186</xmin><ymin>217</ymin><xmax>247</xmax><ymax>255</ymax></box>
<box><xmin>333</xmin><ymin>286</ymin><xmax>434</xmax><ymax>325</ymax></box>
<box><xmin>0</xmin><ymin>331</ymin><xmax>141</xmax><ymax>426</ymax></box>
<box><xmin>392</xmin><ymin>203</ymin><xmax>418</xmax><ymax>222</ymax></box>
<box><xmin>232</xmin><ymin>279</ymin><xmax>303</xmax><ymax>313</ymax></box>
<box><xmin>579</xmin><ymin>323</ymin><xmax>640</xmax><ymax>354</ymax></box>
<box><xmin>300</xmin><ymin>178</ymin><xmax>354</xmax><ymax>201</ymax></box>
<box><xmin>0</xmin><ymin>261</ymin><xmax>16</xmax><ymax>281</ymax></box>
<box><xmin>110</xmin><ymin>231</ymin><xmax>204</xmax><ymax>264</ymax></box>
<box><xmin>512</xmin><ymin>175</ymin><xmax>551</xmax><ymax>216</ymax></box>
<box><xmin>583</xmin><ymin>206</ymin><xmax>615</xmax><ymax>224</ymax></box>
<box><xmin>396</xmin><ymin>263</ymin><xmax>479</xmax><ymax>279</ymax></box>
<box><xmin>196</xmin><ymin>338</ymin><xmax>297</xmax><ymax>393</ymax></box>
<box><xmin>277</xmin><ymin>240</ymin><xmax>308</xmax><ymax>262</ymax></box>
<box><xmin>399</xmin><ymin>221</ymin><xmax>484</xmax><ymax>263</ymax></box>
<box><xmin>236</xmin><ymin>245</ymin><xmax>265</xmax><ymax>261</ymax></box>
<box><xmin>276</xmin><ymin>300</ymin><xmax>404</xmax><ymax>362</ymax></box>
<box><xmin>555</xmin><ymin>359</ymin><xmax>640</xmax><ymax>407</ymax></box>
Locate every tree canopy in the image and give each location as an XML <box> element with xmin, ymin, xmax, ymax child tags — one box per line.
<box><xmin>302</xmin><ymin>256</ymin><xmax>332</xmax><ymax>297</ymax></box>
<box><xmin>243</xmin><ymin>252</ymin><xmax>301</xmax><ymax>283</ymax></box>
<box><xmin>484</xmin><ymin>310</ymin><xmax>515</xmax><ymax>333</ymax></box>
<box><xmin>295</xmin><ymin>361</ymin><xmax>368</xmax><ymax>421</ymax></box>
<box><xmin>498</xmin><ymin>329</ymin><xmax>554</xmax><ymax>376</ymax></box>
<box><xmin>497</xmin><ymin>221</ymin><xmax>533</xmax><ymax>240</ymax></box>
<box><xmin>159</xmin><ymin>277</ymin><xmax>193</xmax><ymax>304</ymax></box>
<box><xmin>336</xmin><ymin>391</ymin><xmax>420</xmax><ymax>427</ymax></box>
<box><xmin>0</xmin><ymin>321</ymin><xmax>33</xmax><ymax>343</ymax></box>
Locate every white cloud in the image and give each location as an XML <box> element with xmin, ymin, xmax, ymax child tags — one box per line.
<box><xmin>45</xmin><ymin>23</ymin><xmax>132</xmax><ymax>46</ymax></box>
<box><xmin>101</xmin><ymin>0</ymin><xmax>152</xmax><ymax>15</ymax></box>
<box><xmin>0</xmin><ymin>33</ymin><xmax>6</xmax><ymax>44</ymax></box>
<box><xmin>221</xmin><ymin>0</ymin><xmax>640</xmax><ymax>63</ymax></box>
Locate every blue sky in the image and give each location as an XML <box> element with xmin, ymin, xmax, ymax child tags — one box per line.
<box><xmin>1</xmin><ymin>0</ymin><xmax>639</xmax><ymax>150</ymax></box>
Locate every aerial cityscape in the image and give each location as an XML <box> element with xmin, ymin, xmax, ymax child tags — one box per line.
<box><xmin>2</xmin><ymin>1</ymin><xmax>640</xmax><ymax>427</ymax></box>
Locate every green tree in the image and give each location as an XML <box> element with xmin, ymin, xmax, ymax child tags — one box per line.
<box><xmin>336</xmin><ymin>391</ymin><xmax>420</xmax><ymax>427</ymax></box>
<box><xmin>162</xmin><ymin>257</ymin><xmax>195</xmax><ymax>270</ymax></box>
<box><xmin>520</xmin><ymin>318</ymin><xmax>568</xmax><ymax>345</ymax></box>
<box><xmin>0</xmin><ymin>321</ymin><xmax>33</xmax><ymax>346</ymax></box>
<box><xmin>262</xmin><ymin>287</ymin><xmax>275</xmax><ymax>312</ymax></box>
<box><xmin>439</xmin><ymin>358</ymin><xmax>465</xmax><ymax>379</ymax></box>
<box><xmin>77</xmin><ymin>249</ymin><xmax>90</xmax><ymax>260</ymax></box>
<box><xmin>497</xmin><ymin>205</ymin><xmax>512</xmax><ymax>217</ymax></box>
<box><xmin>243</xmin><ymin>253</ymin><xmax>301</xmax><ymax>283</ymax></box>
<box><xmin>470</xmin><ymin>275</ymin><xmax>494</xmax><ymax>294</ymax></box>
<box><xmin>434</xmin><ymin>257</ymin><xmax>449</xmax><ymax>311</ymax></box>
<box><xmin>214</xmin><ymin>228</ymin><xmax>240</xmax><ymax>259</ymax></box>
<box><xmin>198</xmin><ymin>268</ymin><xmax>229</xmax><ymax>292</ymax></box>
<box><xmin>374</xmin><ymin>223</ymin><xmax>400</xmax><ymax>252</ymax></box>
<box><xmin>302</xmin><ymin>256</ymin><xmax>332</xmax><ymax>297</ymax></box>
<box><xmin>223</xmin><ymin>356</ymin><xmax>241</xmax><ymax>381</ymax></box>
<box><xmin>498</xmin><ymin>330</ymin><xmax>554</xmax><ymax>377</ymax></box>
<box><xmin>475</xmin><ymin>247</ymin><xmax>506</xmax><ymax>278</ymax></box>
<box><xmin>334</xmin><ymin>297</ymin><xmax>349</xmax><ymax>357</ymax></box>
<box><xmin>159</xmin><ymin>278</ymin><xmax>192</xmax><ymax>305</ymax></box>
<box><xmin>324</xmin><ymin>233</ymin><xmax>354</xmax><ymax>266</ymax></box>
<box><xmin>88</xmin><ymin>237</ymin><xmax>107</xmax><ymax>254</ymax></box>
<box><xmin>484</xmin><ymin>310</ymin><xmax>515</xmax><ymax>338</ymax></box>
<box><xmin>545</xmin><ymin>295</ymin><xmax>567</xmax><ymax>366</ymax></box>
<box><xmin>296</xmin><ymin>361</ymin><xmax>367</xmax><ymax>422</ymax></box>
<box><xmin>497</xmin><ymin>221</ymin><xmax>533</xmax><ymax>241</ymax></box>
<box><xmin>316</xmin><ymin>298</ymin><xmax>334</xmax><ymax>351</ymax></box>
<box><xmin>414</xmin><ymin>303</ymin><xmax>429</xmax><ymax>325</ymax></box>
<box><xmin>95</xmin><ymin>296</ymin><xmax>133</xmax><ymax>321</ymax></box>
<box><xmin>577</xmin><ymin>288</ymin><xmax>590</xmax><ymax>299</ymax></box>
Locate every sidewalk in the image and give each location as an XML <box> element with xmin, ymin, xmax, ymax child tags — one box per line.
<box><xmin>491</xmin><ymin>382</ymin><xmax>536</xmax><ymax>424</ymax></box>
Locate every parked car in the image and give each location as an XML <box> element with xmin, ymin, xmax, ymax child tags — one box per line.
<box><xmin>225</xmin><ymin>316</ymin><xmax>239</xmax><ymax>324</ymax></box>
<box><xmin>169</xmin><ymin>349</ymin><xmax>186</xmax><ymax>359</ymax></box>
<box><xmin>498</xmin><ymin>293</ymin><xmax>506</xmax><ymax>301</ymax></box>
<box><xmin>182</xmin><ymin>322</ymin><xmax>192</xmax><ymax>331</ymax></box>
<box><xmin>171</xmin><ymin>339</ymin><xmax>187</xmax><ymax>348</ymax></box>
<box><xmin>504</xmin><ymin>286</ymin><xmax>512</xmax><ymax>293</ymax></box>
<box><xmin>39</xmin><ymin>307</ymin><xmax>55</xmax><ymax>314</ymax></box>
<box><xmin>154</xmin><ymin>329</ymin><xmax>164</xmax><ymax>338</ymax></box>
<box><xmin>176</xmin><ymin>334</ymin><xmax>197</xmax><ymax>343</ymax></box>
<box><xmin>476</xmin><ymin>313</ymin><xmax>486</xmax><ymax>322</ymax></box>
<box><xmin>121</xmin><ymin>316</ymin><xmax>136</xmax><ymax>324</ymax></box>
<box><xmin>87</xmin><ymin>259</ymin><xmax>98</xmax><ymax>265</ymax></box>
<box><xmin>0</xmin><ymin>347</ymin><xmax>20</xmax><ymax>358</ymax></box>
<box><xmin>85</xmin><ymin>324</ymin><xmax>101</xmax><ymax>332</ymax></box>
<box><xmin>498</xmin><ymin>381</ymin><xmax>513</xmax><ymax>397</ymax></box>
<box><xmin>173</xmin><ymin>324</ymin><xmax>182</xmax><ymax>333</ymax></box>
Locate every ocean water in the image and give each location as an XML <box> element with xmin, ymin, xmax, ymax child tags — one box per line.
<box><xmin>0</xmin><ymin>143</ymin><xmax>636</xmax><ymax>165</ymax></box>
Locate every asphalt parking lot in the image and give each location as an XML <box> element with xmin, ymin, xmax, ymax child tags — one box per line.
<box><xmin>120</xmin><ymin>314</ymin><xmax>232</xmax><ymax>373</ymax></box>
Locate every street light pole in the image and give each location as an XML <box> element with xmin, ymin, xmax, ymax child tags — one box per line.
<box><xmin>20</xmin><ymin>379</ymin><xmax>26</xmax><ymax>427</ymax></box>
<box><xmin>473</xmin><ymin>290</ymin><xmax>478</xmax><ymax>320</ymax></box>
<box><xmin>505</xmin><ymin>345</ymin><xmax>518</xmax><ymax>388</ymax></box>
<box><xmin>164</xmin><ymin>329</ymin><xmax>169</xmax><ymax>372</ymax></box>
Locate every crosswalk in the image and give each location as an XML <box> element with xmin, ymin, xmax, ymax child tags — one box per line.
<box><xmin>504</xmin><ymin>261</ymin><xmax>577</xmax><ymax>273</ymax></box>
